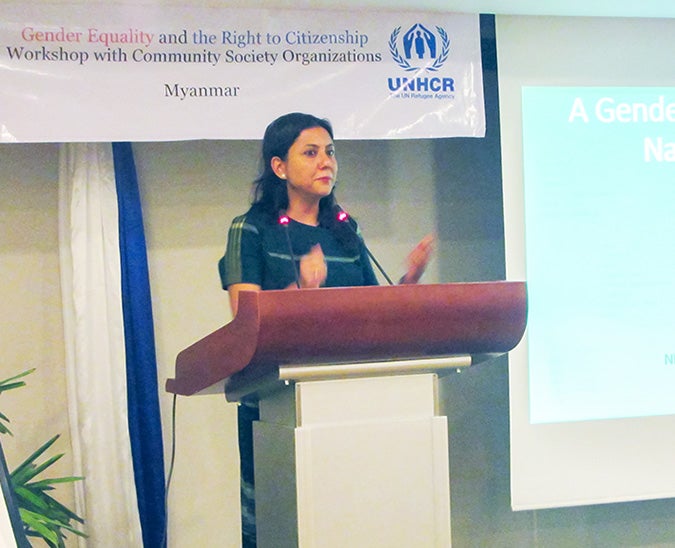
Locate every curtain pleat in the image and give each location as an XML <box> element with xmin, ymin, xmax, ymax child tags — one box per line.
<box><xmin>58</xmin><ymin>143</ymin><xmax>144</xmax><ymax>547</ymax></box>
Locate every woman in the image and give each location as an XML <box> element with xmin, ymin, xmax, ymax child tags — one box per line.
<box><xmin>218</xmin><ymin>112</ymin><xmax>433</xmax><ymax>546</ymax></box>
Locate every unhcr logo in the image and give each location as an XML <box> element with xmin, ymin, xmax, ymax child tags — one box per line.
<box><xmin>387</xmin><ymin>23</ymin><xmax>454</xmax><ymax>98</ymax></box>
<box><xmin>388</xmin><ymin>23</ymin><xmax>449</xmax><ymax>72</ymax></box>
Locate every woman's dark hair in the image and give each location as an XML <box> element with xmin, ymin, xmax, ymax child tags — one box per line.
<box><xmin>250</xmin><ymin>112</ymin><xmax>360</xmax><ymax>252</ymax></box>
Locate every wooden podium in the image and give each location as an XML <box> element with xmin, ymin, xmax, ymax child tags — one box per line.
<box><xmin>167</xmin><ymin>282</ymin><xmax>527</xmax><ymax>547</ymax></box>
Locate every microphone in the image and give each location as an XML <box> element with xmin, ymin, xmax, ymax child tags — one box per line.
<box><xmin>337</xmin><ymin>209</ymin><xmax>394</xmax><ymax>285</ymax></box>
<box><xmin>278</xmin><ymin>212</ymin><xmax>301</xmax><ymax>288</ymax></box>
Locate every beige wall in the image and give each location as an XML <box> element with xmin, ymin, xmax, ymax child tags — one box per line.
<box><xmin>0</xmin><ymin>143</ymin><xmax>75</xmax><ymax>515</ymax></box>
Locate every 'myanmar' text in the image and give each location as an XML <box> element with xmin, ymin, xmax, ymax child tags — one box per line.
<box><xmin>165</xmin><ymin>83</ymin><xmax>240</xmax><ymax>100</ymax></box>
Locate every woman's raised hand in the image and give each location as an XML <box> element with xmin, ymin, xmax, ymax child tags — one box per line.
<box><xmin>400</xmin><ymin>234</ymin><xmax>435</xmax><ymax>284</ymax></box>
<box><xmin>299</xmin><ymin>244</ymin><xmax>327</xmax><ymax>288</ymax></box>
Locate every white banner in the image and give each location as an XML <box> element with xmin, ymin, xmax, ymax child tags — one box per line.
<box><xmin>0</xmin><ymin>4</ymin><xmax>485</xmax><ymax>142</ymax></box>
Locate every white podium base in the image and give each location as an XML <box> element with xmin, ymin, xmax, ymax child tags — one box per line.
<box><xmin>253</xmin><ymin>371</ymin><xmax>452</xmax><ymax>548</ymax></box>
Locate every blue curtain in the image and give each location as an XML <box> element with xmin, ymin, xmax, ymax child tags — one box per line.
<box><xmin>113</xmin><ymin>142</ymin><xmax>166</xmax><ymax>547</ymax></box>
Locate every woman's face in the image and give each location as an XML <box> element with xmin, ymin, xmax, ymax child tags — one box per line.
<box><xmin>272</xmin><ymin>126</ymin><xmax>338</xmax><ymax>204</ymax></box>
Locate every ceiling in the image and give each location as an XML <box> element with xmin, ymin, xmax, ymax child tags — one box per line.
<box><xmin>160</xmin><ymin>0</ymin><xmax>675</xmax><ymax>18</ymax></box>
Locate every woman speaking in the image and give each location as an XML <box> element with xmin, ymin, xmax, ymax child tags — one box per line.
<box><xmin>218</xmin><ymin>112</ymin><xmax>433</xmax><ymax>546</ymax></box>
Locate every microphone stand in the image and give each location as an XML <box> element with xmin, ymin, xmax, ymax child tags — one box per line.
<box><xmin>338</xmin><ymin>210</ymin><xmax>394</xmax><ymax>286</ymax></box>
<box><xmin>279</xmin><ymin>213</ymin><xmax>301</xmax><ymax>288</ymax></box>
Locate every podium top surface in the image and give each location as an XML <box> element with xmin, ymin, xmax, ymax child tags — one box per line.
<box><xmin>166</xmin><ymin>281</ymin><xmax>527</xmax><ymax>397</ymax></box>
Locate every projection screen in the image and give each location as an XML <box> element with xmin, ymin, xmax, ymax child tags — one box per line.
<box><xmin>498</xmin><ymin>15</ymin><xmax>675</xmax><ymax>510</ymax></box>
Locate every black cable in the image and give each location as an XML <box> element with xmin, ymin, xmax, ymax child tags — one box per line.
<box><xmin>161</xmin><ymin>393</ymin><xmax>178</xmax><ymax>548</ymax></box>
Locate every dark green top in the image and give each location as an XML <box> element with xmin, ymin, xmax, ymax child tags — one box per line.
<box><xmin>219</xmin><ymin>206</ymin><xmax>378</xmax><ymax>290</ymax></box>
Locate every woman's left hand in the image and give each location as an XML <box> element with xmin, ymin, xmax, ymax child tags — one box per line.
<box><xmin>400</xmin><ymin>234</ymin><xmax>435</xmax><ymax>284</ymax></box>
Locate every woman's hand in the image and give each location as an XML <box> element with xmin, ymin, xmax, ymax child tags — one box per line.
<box><xmin>400</xmin><ymin>234</ymin><xmax>435</xmax><ymax>284</ymax></box>
<box><xmin>227</xmin><ymin>282</ymin><xmax>261</xmax><ymax>316</ymax></box>
<box><xmin>298</xmin><ymin>244</ymin><xmax>327</xmax><ymax>288</ymax></box>
<box><xmin>229</xmin><ymin>244</ymin><xmax>327</xmax><ymax>315</ymax></box>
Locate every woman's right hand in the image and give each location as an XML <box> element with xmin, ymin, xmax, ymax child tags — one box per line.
<box><xmin>298</xmin><ymin>244</ymin><xmax>327</xmax><ymax>288</ymax></box>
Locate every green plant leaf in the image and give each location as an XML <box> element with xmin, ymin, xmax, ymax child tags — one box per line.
<box><xmin>20</xmin><ymin>508</ymin><xmax>62</xmax><ymax>546</ymax></box>
<box><xmin>10</xmin><ymin>435</ymin><xmax>87</xmax><ymax>540</ymax></box>
<box><xmin>0</xmin><ymin>368</ymin><xmax>35</xmax><ymax>393</ymax></box>
<box><xmin>28</xmin><ymin>475</ymin><xmax>85</xmax><ymax>489</ymax></box>
<box><xmin>24</xmin><ymin>490</ymin><xmax>83</xmax><ymax>524</ymax></box>
<box><xmin>0</xmin><ymin>369</ymin><xmax>35</xmax><ymax>436</ymax></box>
<box><xmin>0</xmin><ymin>415</ymin><xmax>12</xmax><ymax>436</ymax></box>
<box><xmin>10</xmin><ymin>434</ymin><xmax>60</xmax><ymax>484</ymax></box>
<box><xmin>20</xmin><ymin>452</ymin><xmax>64</xmax><ymax>483</ymax></box>
<box><xmin>18</xmin><ymin>495</ymin><xmax>86</xmax><ymax>542</ymax></box>
<box><xmin>55</xmin><ymin>519</ymin><xmax>88</xmax><ymax>538</ymax></box>
<box><xmin>3</xmin><ymin>370</ymin><xmax>86</xmax><ymax>544</ymax></box>
<box><xmin>0</xmin><ymin>381</ymin><xmax>27</xmax><ymax>392</ymax></box>
<box><xmin>14</xmin><ymin>486</ymin><xmax>52</xmax><ymax>513</ymax></box>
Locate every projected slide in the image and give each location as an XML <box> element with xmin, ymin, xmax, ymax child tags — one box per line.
<box><xmin>522</xmin><ymin>87</ymin><xmax>675</xmax><ymax>424</ymax></box>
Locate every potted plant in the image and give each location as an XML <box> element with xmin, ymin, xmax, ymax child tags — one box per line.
<box><xmin>0</xmin><ymin>369</ymin><xmax>86</xmax><ymax>547</ymax></box>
